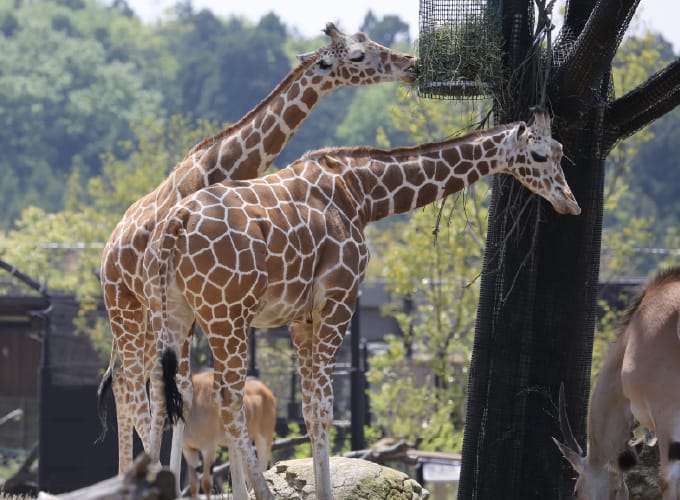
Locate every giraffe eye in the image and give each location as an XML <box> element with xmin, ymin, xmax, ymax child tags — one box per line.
<box><xmin>318</xmin><ymin>59</ymin><xmax>332</xmax><ymax>70</ymax></box>
<box><xmin>349</xmin><ymin>53</ymin><xmax>365</xmax><ymax>62</ymax></box>
<box><xmin>531</xmin><ymin>151</ymin><xmax>548</xmax><ymax>162</ymax></box>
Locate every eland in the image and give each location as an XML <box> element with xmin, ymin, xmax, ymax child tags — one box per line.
<box><xmin>554</xmin><ymin>267</ymin><xmax>680</xmax><ymax>499</ymax></box>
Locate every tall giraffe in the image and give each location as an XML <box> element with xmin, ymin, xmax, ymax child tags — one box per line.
<box><xmin>96</xmin><ymin>22</ymin><xmax>417</xmax><ymax>476</ymax></box>
<box><xmin>142</xmin><ymin>111</ymin><xmax>581</xmax><ymax>500</ymax></box>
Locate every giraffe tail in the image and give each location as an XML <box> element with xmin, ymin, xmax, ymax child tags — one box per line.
<box><xmin>147</xmin><ymin>211</ymin><xmax>189</xmax><ymax>425</ymax></box>
<box><xmin>161</xmin><ymin>347</ymin><xmax>183</xmax><ymax>425</ymax></box>
<box><xmin>95</xmin><ymin>339</ymin><xmax>117</xmax><ymax>443</ymax></box>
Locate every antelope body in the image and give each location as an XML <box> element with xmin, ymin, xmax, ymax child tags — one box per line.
<box><xmin>183</xmin><ymin>372</ymin><xmax>276</xmax><ymax>499</ymax></box>
<box><xmin>555</xmin><ymin>267</ymin><xmax>680</xmax><ymax>499</ymax></box>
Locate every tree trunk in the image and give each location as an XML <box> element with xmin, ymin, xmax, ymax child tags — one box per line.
<box><xmin>458</xmin><ymin>0</ymin><xmax>614</xmax><ymax>497</ymax></box>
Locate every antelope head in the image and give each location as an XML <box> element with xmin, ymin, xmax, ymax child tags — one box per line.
<box><xmin>552</xmin><ymin>384</ymin><xmax>635</xmax><ymax>500</ymax></box>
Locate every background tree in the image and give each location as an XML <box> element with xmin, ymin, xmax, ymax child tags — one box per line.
<box><xmin>458</xmin><ymin>1</ymin><xmax>680</xmax><ymax>498</ymax></box>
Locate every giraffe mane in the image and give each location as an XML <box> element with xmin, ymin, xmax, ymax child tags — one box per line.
<box><xmin>301</xmin><ymin>123</ymin><xmax>516</xmax><ymax>161</ymax></box>
<box><xmin>187</xmin><ymin>54</ymin><xmax>321</xmax><ymax>156</ymax></box>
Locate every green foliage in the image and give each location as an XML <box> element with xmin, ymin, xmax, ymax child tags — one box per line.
<box><xmin>0</xmin><ymin>0</ymin><xmax>165</xmax><ymax>227</ymax></box>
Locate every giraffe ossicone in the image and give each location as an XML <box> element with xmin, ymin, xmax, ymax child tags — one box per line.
<box><xmin>96</xmin><ymin>21</ymin><xmax>418</xmax><ymax>483</ymax></box>
<box><xmin>142</xmin><ymin>112</ymin><xmax>580</xmax><ymax>500</ymax></box>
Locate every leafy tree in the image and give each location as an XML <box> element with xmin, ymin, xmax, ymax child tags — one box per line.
<box><xmin>458</xmin><ymin>0</ymin><xmax>680</xmax><ymax>496</ymax></box>
<box><xmin>160</xmin><ymin>10</ymin><xmax>291</xmax><ymax>125</ymax></box>
<box><xmin>0</xmin><ymin>0</ymin><xmax>165</xmax><ymax>227</ymax></box>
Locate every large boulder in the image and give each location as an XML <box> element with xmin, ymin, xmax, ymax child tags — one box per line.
<box><xmin>256</xmin><ymin>456</ymin><xmax>429</xmax><ymax>499</ymax></box>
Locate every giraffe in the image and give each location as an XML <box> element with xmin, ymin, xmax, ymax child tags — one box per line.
<box><xmin>142</xmin><ymin>110</ymin><xmax>581</xmax><ymax>500</ymax></box>
<box><xmin>95</xmin><ymin>22</ymin><xmax>417</xmax><ymax>477</ymax></box>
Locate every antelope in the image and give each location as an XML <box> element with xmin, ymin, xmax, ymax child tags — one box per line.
<box><xmin>183</xmin><ymin>372</ymin><xmax>277</xmax><ymax>499</ymax></box>
<box><xmin>554</xmin><ymin>267</ymin><xmax>680</xmax><ymax>499</ymax></box>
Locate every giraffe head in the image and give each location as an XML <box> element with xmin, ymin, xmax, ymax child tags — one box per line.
<box><xmin>298</xmin><ymin>22</ymin><xmax>418</xmax><ymax>85</ymax></box>
<box><xmin>503</xmin><ymin>115</ymin><xmax>581</xmax><ymax>215</ymax></box>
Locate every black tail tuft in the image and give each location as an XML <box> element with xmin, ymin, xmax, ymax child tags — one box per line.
<box><xmin>161</xmin><ymin>348</ymin><xmax>184</xmax><ymax>425</ymax></box>
<box><xmin>95</xmin><ymin>368</ymin><xmax>113</xmax><ymax>444</ymax></box>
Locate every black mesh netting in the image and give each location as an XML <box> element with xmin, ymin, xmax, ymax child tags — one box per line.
<box><xmin>418</xmin><ymin>0</ymin><xmax>504</xmax><ymax>99</ymax></box>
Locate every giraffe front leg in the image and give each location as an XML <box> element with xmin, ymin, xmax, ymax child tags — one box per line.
<box><xmin>291</xmin><ymin>317</ymin><xmax>346</xmax><ymax>500</ymax></box>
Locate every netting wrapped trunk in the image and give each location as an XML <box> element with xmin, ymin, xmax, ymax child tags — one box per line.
<box><xmin>418</xmin><ymin>0</ymin><xmax>504</xmax><ymax>99</ymax></box>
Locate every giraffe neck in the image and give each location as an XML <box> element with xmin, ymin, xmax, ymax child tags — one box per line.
<box><xmin>319</xmin><ymin>124</ymin><xmax>515</xmax><ymax>223</ymax></box>
<box><xmin>171</xmin><ymin>55</ymin><xmax>333</xmax><ymax>198</ymax></box>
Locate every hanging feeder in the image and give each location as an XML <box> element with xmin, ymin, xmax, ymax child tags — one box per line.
<box><xmin>418</xmin><ymin>0</ymin><xmax>504</xmax><ymax>99</ymax></box>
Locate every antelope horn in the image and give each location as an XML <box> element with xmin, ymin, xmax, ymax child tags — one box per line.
<box><xmin>558</xmin><ymin>383</ymin><xmax>584</xmax><ymax>457</ymax></box>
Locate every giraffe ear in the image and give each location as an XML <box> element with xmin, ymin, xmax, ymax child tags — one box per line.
<box><xmin>297</xmin><ymin>51</ymin><xmax>316</xmax><ymax>62</ymax></box>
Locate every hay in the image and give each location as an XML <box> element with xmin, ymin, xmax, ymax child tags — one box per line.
<box><xmin>418</xmin><ymin>5</ymin><xmax>504</xmax><ymax>99</ymax></box>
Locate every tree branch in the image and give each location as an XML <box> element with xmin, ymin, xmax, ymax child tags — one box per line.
<box><xmin>606</xmin><ymin>58</ymin><xmax>680</xmax><ymax>140</ymax></box>
<box><xmin>552</xmin><ymin>0</ymin><xmax>639</xmax><ymax>100</ymax></box>
<box><xmin>608</xmin><ymin>88</ymin><xmax>680</xmax><ymax>145</ymax></box>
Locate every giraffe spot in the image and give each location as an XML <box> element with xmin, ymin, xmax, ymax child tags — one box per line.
<box><xmin>482</xmin><ymin>138</ymin><xmax>495</xmax><ymax>150</ymax></box>
<box><xmin>219</xmin><ymin>145</ymin><xmax>243</xmax><ymax>171</ymax></box>
<box><xmin>202</xmin><ymin>281</ymin><xmax>222</xmax><ymax>303</ymax></box>
<box><xmin>262</xmin><ymin>126</ymin><xmax>286</xmax><ymax>154</ymax></box>
<box><xmin>485</xmin><ymin>146</ymin><xmax>498</xmax><ymax>158</ymax></box>
<box><xmin>421</xmin><ymin>158</ymin><xmax>436</xmax><ymax>178</ymax></box>
<box><xmin>187</xmin><ymin>233</ymin><xmax>211</xmax><ymax>256</ymax></box>
<box><xmin>394</xmin><ymin>187</ymin><xmax>417</xmax><ymax>212</ymax></box>
<box><xmin>473</xmin><ymin>145</ymin><xmax>483</xmax><ymax>160</ymax></box>
<box><xmin>268</xmin><ymin>226</ymin><xmax>288</xmax><ymax>252</ymax></box>
<box><xmin>241</xmin><ymin>148</ymin><xmax>262</xmax><ymax>174</ymax></box>
<box><xmin>454</xmin><ymin>160</ymin><xmax>474</xmax><ymax>175</ymax></box>
<box><xmin>477</xmin><ymin>161</ymin><xmax>490</xmax><ymax>176</ymax></box>
<box><xmin>350</xmin><ymin>75</ymin><xmax>361</xmax><ymax>84</ymax></box>
<box><xmin>382</xmin><ymin>164</ymin><xmax>403</xmax><ymax>191</ymax></box>
<box><xmin>417</xmin><ymin>183</ymin><xmax>439</xmax><ymax>207</ymax></box>
<box><xmin>214</xmin><ymin>304</ymin><xmax>229</xmax><ymax>318</ymax></box>
<box><xmin>283</xmin><ymin>105</ymin><xmax>305</xmax><ymax>130</ymax></box>
<box><xmin>200</xmin><ymin>144</ymin><xmax>220</xmax><ymax>168</ymax></box>
<box><xmin>244</xmin><ymin>132</ymin><xmax>260</xmax><ymax>149</ymax></box>
<box><xmin>442</xmin><ymin>147</ymin><xmax>461</xmax><ymax>166</ymax></box>
<box><xmin>254</xmin><ymin>113</ymin><xmax>277</xmax><ymax>132</ymax></box>
<box><xmin>288</xmin><ymin>82</ymin><xmax>301</xmax><ymax>99</ymax></box>
<box><xmin>467</xmin><ymin>170</ymin><xmax>480</xmax><ymax>184</ymax></box>
<box><xmin>459</xmin><ymin>144</ymin><xmax>474</xmax><ymax>160</ymax></box>
<box><xmin>301</xmin><ymin>88</ymin><xmax>319</xmax><ymax>108</ymax></box>
<box><xmin>372</xmin><ymin>184</ymin><xmax>388</xmax><ymax>200</ymax></box>
<box><xmin>207</xmin><ymin>266</ymin><xmax>230</xmax><ymax>286</ymax></box>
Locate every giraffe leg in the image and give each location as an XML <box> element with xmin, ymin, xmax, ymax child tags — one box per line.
<box><xmin>107</xmin><ymin>299</ymin><xmax>150</xmax><ymax>473</ymax></box>
<box><xmin>169</xmin><ymin>329</ymin><xmax>195</xmax><ymax>490</ymax></box>
<box><xmin>291</xmin><ymin>315</ymin><xmax>347</xmax><ymax>500</ymax></box>
<box><xmin>206</xmin><ymin>326</ymin><xmax>274</xmax><ymax>500</ymax></box>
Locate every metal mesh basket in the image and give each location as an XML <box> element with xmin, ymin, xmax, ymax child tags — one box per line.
<box><xmin>418</xmin><ymin>0</ymin><xmax>504</xmax><ymax>99</ymax></box>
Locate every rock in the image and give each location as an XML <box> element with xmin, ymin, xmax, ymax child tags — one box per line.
<box><xmin>255</xmin><ymin>456</ymin><xmax>429</xmax><ymax>499</ymax></box>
